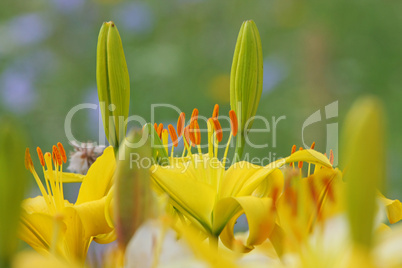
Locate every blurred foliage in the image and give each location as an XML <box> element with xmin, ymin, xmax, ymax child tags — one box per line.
<box><xmin>1</xmin><ymin>0</ymin><xmax>402</xmax><ymax>196</ymax></box>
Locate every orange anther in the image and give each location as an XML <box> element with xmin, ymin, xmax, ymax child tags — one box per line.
<box><xmin>36</xmin><ymin>147</ymin><xmax>45</xmax><ymax>167</ymax></box>
<box><xmin>291</xmin><ymin>145</ymin><xmax>297</xmax><ymax>154</ymax></box>
<box><xmin>310</xmin><ymin>142</ymin><xmax>316</xmax><ymax>150</ymax></box>
<box><xmin>57</xmin><ymin>142</ymin><xmax>67</xmax><ymax>163</ymax></box>
<box><xmin>229</xmin><ymin>110</ymin><xmax>238</xmax><ymax>137</ymax></box>
<box><xmin>154</xmin><ymin>123</ymin><xmax>158</xmax><ymax>132</ymax></box>
<box><xmin>25</xmin><ymin>148</ymin><xmax>33</xmax><ymax>171</ymax></box>
<box><xmin>191</xmin><ymin>108</ymin><xmax>199</xmax><ymax>123</ymax></box>
<box><xmin>193</xmin><ymin>120</ymin><xmax>201</xmax><ymax>145</ymax></box>
<box><xmin>177</xmin><ymin>112</ymin><xmax>185</xmax><ymax>137</ymax></box>
<box><xmin>211</xmin><ymin>118</ymin><xmax>223</xmax><ymax>142</ymax></box>
<box><xmin>157</xmin><ymin>123</ymin><xmax>163</xmax><ymax>138</ymax></box>
<box><xmin>168</xmin><ymin>124</ymin><xmax>178</xmax><ymax>147</ymax></box>
<box><xmin>189</xmin><ymin>121</ymin><xmax>196</xmax><ymax>146</ymax></box>
<box><xmin>212</xmin><ymin>104</ymin><xmax>219</xmax><ymax>118</ymax></box>
<box><xmin>298</xmin><ymin>147</ymin><xmax>303</xmax><ymax>169</ymax></box>
<box><xmin>329</xmin><ymin>149</ymin><xmax>334</xmax><ymax>165</ymax></box>
<box><xmin>52</xmin><ymin>145</ymin><xmax>62</xmax><ymax>166</ymax></box>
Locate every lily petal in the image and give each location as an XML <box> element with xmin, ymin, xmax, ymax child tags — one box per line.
<box><xmin>286</xmin><ymin>149</ymin><xmax>332</xmax><ymax>168</ymax></box>
<box><xmin>72</xmin><ymin>196</ymin><xmax>113</xmax><ymax>238</ymax></box>
<box><xmin>378</xmin><ymin>194</ymin><xmax>402</xmax><ymax>224</ymax></box>
<box><xmin>218</xmin><ymin>196</ymin><xmax>275</xmax><ymax>252</ymax></box>
<box><xmin>150</xmin><ymin>165</ymin><xmax>216</xmax><ymax>232</ymax></box>
<box><xmin>76</xmin><ymin>146</ymin><xmax>115</xmax><ymax>205</ymax></box>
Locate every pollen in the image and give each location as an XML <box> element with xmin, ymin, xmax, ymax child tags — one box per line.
<box><xmin>189</xmin><ymin>121</ymin><xmax>197</xmax><ymax>146</ymax></box>
<box><xmin>211</xmin><ymin>118</ymin><xmax>223</xmax><ymax>142</ymax></box>
<box><xmin>229</xmin><ymin>110</ymin><xmax>238</xmax><ymax>136</ymax></box>
<box><xmin>191</xmin><ymin>108</ymin><xmax>199</xmax><ymax>123</ymax></box>
<box><xmin>177</xmin><ymin>112</ymin><xmax>185</xmax><ymax>137</ymax></box>
<box><xmin>157</xmin><ymin>123</ymin><xmax>164</xmax><ymax>138</ymax></box>
<box><xmin>168</xmin><ymin>124</ymin><xmax>178</xmax><ymax>147</ymax></box>
<box><xmin>310</xmin><ymin>142</ymin><xmax>316</xmax><ymax>150</ymax></box>
<box><xmin>25</xmin><ymin>148</ymin><xmax>34</xmax><ymax>171</ymax></box>
<box><xmin>193</xmin><ymin>120</ymin><xmax>201</xmax><ymax>145</ymax></box>
<box><xmin>52</xmin><ymin>145</ymin><xmax>62</xmax><ymax>166</ymax></box>
<box><xmin>36</xmin><ymin>147</ymin><xmax>45</xmax><ymax>167</ymax></box>
<box><xmin>212</xmin><ymin>104</ymin><xmax>219</xmax><ymax>118</ymax></box>
<box><xmin>57</xmin><ymin>142</ymin><xmax>67</xmax><ymax>163</ymax></box>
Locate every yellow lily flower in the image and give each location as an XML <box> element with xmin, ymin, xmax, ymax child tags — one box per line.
<box><xmin>20</xmin><ymin>144</ymin><xmax>116</xmax><ymax>262</ymax></box>
<box><xmin>150</xmin><ymin>106</ymin><xmax>332</xmax><ymax>251</ymax></box>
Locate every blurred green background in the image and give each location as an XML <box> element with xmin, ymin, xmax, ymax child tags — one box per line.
<box><xmin>1</xmin><ymin>0</ymin><xmax>402</xmax><ymax>197</ymax></box>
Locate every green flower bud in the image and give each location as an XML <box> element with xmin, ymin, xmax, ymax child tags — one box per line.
<box><xmin>0</xmin><ymin>118</ymin><xmax>27</xmax><ymax>266</ymax></box>
<box><xmin>96</xmin><ymin>21</ymin><xmax>130</xmax><ymax>150</ymax></box>
<box><xmin>342</xmin><ymin>96</ymin><xmax>385</xmax><ymax>249</ymax></box>
<box><xmin>114</xmin><ymin>129</ymin><xmax>153</xmax><ymax>250</ymax></box>
<box><xmin>230</xmin><ymin>20</ymin><xmax>263</xmax><ymax>159</ymax></box>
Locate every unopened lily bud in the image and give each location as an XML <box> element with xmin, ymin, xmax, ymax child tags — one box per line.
<box><xmin>342</xmin><ymin>96</ymin><xmax>385</xmax><ymax>249</ymax></box>
<box><xmin>114</xmin><ymin>129</ymin><xmax>153</xmax><ymax>250</ymax></box>
<box><xmin>96</xmin><ymin>21</ymin><xmax>130</xmax><ymax>150</ymax></box>
<box><xmin>0</xmin><ymin>118</ymin><xmax>27</xmax><ymax>266</ymax></box>
<box><xmin>230</xmin><ymin>20</ymin><xmax>263</xmax><ymax>159</ymax></box>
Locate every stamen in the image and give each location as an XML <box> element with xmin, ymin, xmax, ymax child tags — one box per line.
<box><xmin>154</xmin><ymin>123</ymin><xmax>158</xmax><ymax>132</ymax></box>
<box><xmin>308</xmin><ymin>142</ymin><xmax>315</xmax><ymax>176</ymax></box>
<box><xmin>290</xmin><ymin>145</ymin><xmax>296</xmax><ymax>167</ymax></box>
<box><xmin>212</xmin><ymin>104</ymin><xmax>219</xmax><ymax>118</ymax></box>
<box><xmin>52</xmin><ymin>146</ymin><xmax>62</xmax><ymax>166</ymax></box>
<box><xmin>211</xmin><ymin>118</ymin><xmax>223</xmax><ymax>142</ymax></box>
<box><xmin>207</xmin><ymin>119</ymin><xmax>214</xmax><ymax>158</ymax></box>
<box><xmin>157</xmin><ymin>123</ymin><xmax>164</xmax><ymax>138</ymax></box>
<box><xmin>329</xmin><ymin>149</ymin><xmax>334</xmax><ymax>165</ymax></box>
<box><xmin>229</xmin><ymin>110</ymin><xmax>238</xmax><ymax>136</ymax></box>
<box><xmin>36</xmin><ymin>147</ymin><xmax>45</xmax><ymax>167</ymax></box>
<box><xmin>177</xmin><ymin>112</ymin><xmax>185</xmax><ymax>137</ymax></box>
<box><xmin>57</xmin><ymin>143</ymin><xmax>67</xmax><ymax>164</ymax></box>
<box><xmin>310</xmin><ymin>142</ymin><xmax>316</xmax><ymax>150</ymax></box>
<box><xmin>184</xmin><ymin>126</ymin><xmax>191</xmax><ymax>148</ymax></box>
<box><xmin>25</xmin><ymin>148</ymin><xmax>34</xmax><ymax>171</ymax></box>
<box><xmin>193</xmin><ymin>120</ymin><xmax>201</xmax><ymax>145</ymax></box>
<box><xmin>168</xmin><ymin>124</ymin><xmax>178</xmax><ymax>147</ymax></box>
<box><xmin>189</xmin><ymin>121</ymin><xmax>197</xmax><ymax>146</ymax></box>
<box><xmin>191</xmin><ymin>108</ymin><xmax>199</xmax><ymax>123</ymax></box>
<box><xmin>162</xmin><ymin>129</ymin><xmax>169</xmax><ymax>153</ymax></box>
<box><xmin>298</xmin><ymin>147</ymin><xmax>303</xmax><ymax>169</ymax></box>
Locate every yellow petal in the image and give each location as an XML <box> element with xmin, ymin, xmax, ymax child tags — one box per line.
<box><xmin>62</xmin><ymin>207</ymin><xmax>90</xmax><ymax>262</ymax></box>
<box><xmin>286</xmin><ymin>149</ymin><xmax>332</xmax><ymax>168</ymax></box>
<box><xmin>94</xmin><ymin>229</ymin><xmax>116</xmax><ymax>244</ymax></box>
<box><xmin>378</xmin><ymin>194</ymin><xmax>402</xmax><ymax>224</ymax></box>
<box><xmin>76</xmin><ymin>146</ymin><xmax>115</xmax><ymax>205</ymax></box>
<box><xmin>19</xmin><ymin>212</ymin><xmax>52</xmax><ymax>254</ymax></box>
<box><xmin>150</xmin><ymin>165</ymin><xmax>216</xmax><ymax>232</ymax></box>
<box><xmin>21</xmin><ymin>196</ymin><xmax>50</xmax><ymax>214</ymax></box>
<box><xmin>218</xmin><ymin>196</ymin><xmax>275</xmax><ymax>252</ymax></box>
<box><xmin>45</xmin><ymin>171</ymin><xmax>85</xmax><ymax>183</ymax></box>
<box><xmin>219</xmin><ymin>161</ymin><xmax>264</xmax><ymax>198</ymax></box>
<box><xmin>71</xmin><ymin>196</ymin><xmax>113</xmax><ymax>238</ymax></box>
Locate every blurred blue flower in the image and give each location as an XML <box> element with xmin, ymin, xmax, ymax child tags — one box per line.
<box><xmin>7</xmin><ymin>13</ymin><xmax>51</xmax><ymax>46</ymax></box>
<box><xmin>1</xmin><ymin>70</ymin><xmax>37</xmax><ymax>113</ymax></box>
<box><xmin>52</xmin><ymin>0</ymin><xmax>84</xmax><ymax>13</ymax></box>
<box><xmin>112</xmin><ymin>2</ymin><xmax>154</xmax><ymax>34</ymax></box>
